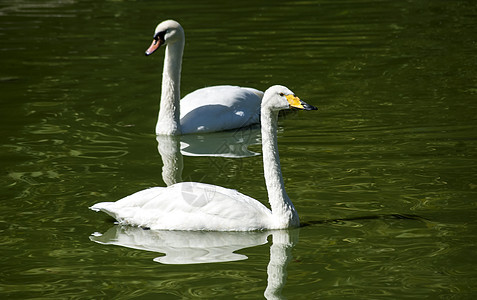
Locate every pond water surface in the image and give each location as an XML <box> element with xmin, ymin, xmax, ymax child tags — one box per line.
<box><xmin>1</xmin><ymin>0</ymin><xmax>477</xmax><ymax>299</ymax></box>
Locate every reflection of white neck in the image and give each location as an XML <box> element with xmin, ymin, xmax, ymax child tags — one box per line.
<box><xmin>264</xmin><ymin>230</ymin><xmax>297</xmax><ymax>300</ymax></box>
<box><xmin>156</xmin><ymin>38</ymin><xmax>184</xmax><ymax>135</ymax></box>
<box><xmin>156</xmin><ymin>135</ymin><xmax>183</xmax><ymax>186</ymax></box>
<box><xmin>261</xmin><ymin>108</ymin><xmax>299</xmax><ymax>228</ymax></box>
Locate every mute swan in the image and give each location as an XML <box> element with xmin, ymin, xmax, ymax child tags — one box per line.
<box><xmin>145</xmin><ymin>19</ymin><xmax>263</xmax><ymax>135</ymax></box>
<box><xmin>90</xmin><ymin>85</ymin><xmax>317</xmax><ymax>231</ymax></box>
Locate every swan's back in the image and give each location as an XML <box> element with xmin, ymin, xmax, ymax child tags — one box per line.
<box><xmin>90</xmin><ymin>182</ymin><xmax>273</xmax><ymax>231</ymax></box>
<box><xmin>179</xmin><ymin>85</ymin><xmax>263</xmax><ymax>134</ymax></box>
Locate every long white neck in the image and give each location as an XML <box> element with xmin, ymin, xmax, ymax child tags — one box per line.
<box><xmin>156</xmin><ymin>38</ymin><xmax>184</xmax><ymax>135</ymax></box>
<box><xmin>261</xmin><ymin>109</ymin><xmax>299</xmax><ymax>228</ymax></box>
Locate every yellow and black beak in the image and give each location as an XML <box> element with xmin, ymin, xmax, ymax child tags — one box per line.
<box><xmin>286</xmin><ymin>94</ymin><xmax>317</xmax><ymax>111</ymax></box>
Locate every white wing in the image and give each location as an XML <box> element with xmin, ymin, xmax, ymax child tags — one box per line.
<box><xmin>179</xmin><ymin>85</ymin><xmax>263</xmax><ymax>134</ymax></box>
<box><xmin>90</xmin><ymin>182</ymin><xmax>273</xmax><ymax>231</ymax></box>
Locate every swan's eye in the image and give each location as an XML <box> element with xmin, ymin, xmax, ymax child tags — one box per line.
<box><xmin>279</xmin><ymin>93</ymin><xmax>285</xmax><ymax>96</ymax></box>
<box><xmin>154</xmin><ymin>30</ymin><xmax>167</xmax><ymax>42</ymax></box>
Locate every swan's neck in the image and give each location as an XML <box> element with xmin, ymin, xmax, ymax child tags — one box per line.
<box><xmin>261</xmin><ymin>109</ymin><xmax>299</xmax><ymax>228</ymax></box>
<box><xmin>156</xmin><ymin>39</ymin><xmax>184</xmax><ymax>135</ymax></box>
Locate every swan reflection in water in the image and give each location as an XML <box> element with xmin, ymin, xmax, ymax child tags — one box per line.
<box><xmin>178</xmin><ymin>124</ymin><xmax>261</xmax><ymax>158</ymax></box>
<box><xmin>90</xmin><ymin>227</ymin><xmax>298</xmax><ymax>299</ymax></box>
<box><xmin>156</xmin><ymin>125</ymin><xmax>261</xmax><ymax>186</ymax></box>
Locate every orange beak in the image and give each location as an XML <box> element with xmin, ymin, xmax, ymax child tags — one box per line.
<box><xmin>145</xmin><ymin>39</ymin><xmax>162</xmax><ymax>56</ymax></box>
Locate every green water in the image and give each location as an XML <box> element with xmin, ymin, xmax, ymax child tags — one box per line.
<box><xmin>1</xmin><ymin>0</ymin><xmax>477</xmax><ymax>298</ymax></box>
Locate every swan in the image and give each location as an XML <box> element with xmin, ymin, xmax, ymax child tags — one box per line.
<box><xmin>145</xmin><ymin>19</ymin><xmax>263</xmax><ymax>135</ymax></box>
<box><xmin>90</xmin><ymin>85</ymin><xmax>317</xmax><ymax>231</ymax></box>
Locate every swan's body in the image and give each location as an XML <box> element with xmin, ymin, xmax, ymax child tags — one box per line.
<box><xmin>91</xmin><ymin>183</ymin><xmax>272</xmax><ymax>231</ymax></box>
<box><xmin>90</xmin><ymin>85</ymin><xmax>317</xmax><ymax>231</ymax></box>
<box><xmin>146</xmin><ymin>20</ymin><xmax>263</xmax><ymax>135</ymax></box>
<box><xmin>179</xmin><ymin>85</ymin><xmax>262</xmax><ymax>134</ymax></box>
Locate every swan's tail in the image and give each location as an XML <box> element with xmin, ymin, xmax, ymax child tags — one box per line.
<box><xmin>89</xmin><ymin>202</ymin><xmax>122</xmax><ymax>220</ymax></box>
<box><xmin>89</xmin><ymin>203</ymin><xmax>103</xmax><ymax>212</ymax></box>
<box><xmin>90</xmin><ymin>202</ymin><xmax>147</xmax><ymax>227</ymax></box>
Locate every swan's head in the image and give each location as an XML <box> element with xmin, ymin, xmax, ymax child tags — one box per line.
<box><xmin>262</xmin><ymin>85</ymin><xmax>317</xmax><ymax>111</ymax></box>
<box><xmin>145</xmin><ymin>20</ymin><xmax>185</xmax><ymax>56</ymax></box>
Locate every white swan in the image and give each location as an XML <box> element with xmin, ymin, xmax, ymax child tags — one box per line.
<box><xmin>90</xmin><ymin>85</ymin><xmax>317</xmax><ymax>231</ymax></box>
<box><xmin>145</xmin><ymin>19</ymin><xmax>263</xmax><ymax>135</ymax></box>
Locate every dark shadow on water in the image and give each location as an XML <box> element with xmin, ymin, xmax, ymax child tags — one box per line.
<box><xmin>301</xmin><ymin>213</ymin><xmax>429</xmax><ymax>227</ymax></box>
